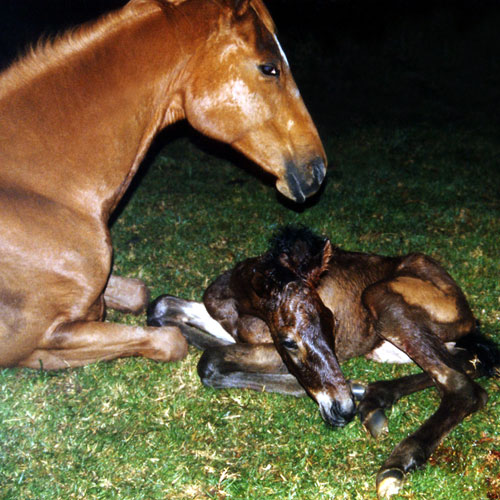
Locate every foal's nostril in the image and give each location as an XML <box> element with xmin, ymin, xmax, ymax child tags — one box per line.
<box><xmin>320</xmin><ymin>399</ymin><xmax>356</xmax><ymax>428</ymax></box>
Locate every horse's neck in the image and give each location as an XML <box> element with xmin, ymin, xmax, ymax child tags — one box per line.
<box><xmin>0</xmin><ymin>0</ymin><xmax>199</xmax><ymax>218</ymax></box>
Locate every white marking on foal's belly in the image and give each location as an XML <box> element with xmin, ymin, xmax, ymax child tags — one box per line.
<box><xmin>366</xmin><ymin>341</ymin><xmax>413</xmax><ymax>364</ymax></box>
<box><xmin>182</xmin><ymin>302</ymin><xmax>235</xmax><ymax>344</ymax></box>
<box><xmin>366</xmin><ymin>340</ymin><xmax>457</xmax><ymax>364</ymax></box>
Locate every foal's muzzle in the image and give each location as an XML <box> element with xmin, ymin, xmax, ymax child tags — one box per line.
<box><xmin>320</xmin><ymin>399</ymin><xmax>356</xmax><ymax>428</ymax></box>
<box><xmin>278</xmin><ymin>156</ymin><xmax>326</xmax><ymax>203</ymax></box>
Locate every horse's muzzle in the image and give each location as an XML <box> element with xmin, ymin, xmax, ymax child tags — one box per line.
<box><xmin>277</xmin><ymin>156</ymin><xmax>326</xmax><ymax>203</ymax></box>
<box><xmin>319</xmin><ymin>398</ymin><xmax>356</xmax><ymax>428</ymax></box>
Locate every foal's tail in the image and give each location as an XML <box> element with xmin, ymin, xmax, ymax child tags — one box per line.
<box><xmin>455</xmin><ymin>329</ymin><xmax>500</xmax><ymax>378</ymax></box>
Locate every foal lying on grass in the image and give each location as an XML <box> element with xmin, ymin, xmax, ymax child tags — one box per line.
<box><xmin>148</xmin><ymin>226</ymin><xmax>499</xmax><ymax>498</ymax></box>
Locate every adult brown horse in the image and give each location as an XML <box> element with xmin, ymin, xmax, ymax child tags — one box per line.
<box><xmin>148</xmin><ymin>226</ymin><xmax>499</xmax><ymax>498</ymax></box>
<box><xmin>0</xmin><ymin>0</ymin><xmax>326</xmax><ymax>369</ymax></box>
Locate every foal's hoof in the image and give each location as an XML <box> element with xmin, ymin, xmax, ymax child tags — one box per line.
<box><xmin>376</xmin><ymin>468</ymin><xmax>405</xmax><ymax>499</ymax></box>
<box><xmin>349</xmin><ymin>381</ymin><xmax>366</xmax><ymax>401</ymax></box>
<box><xmin>363</xmin><ymin>408</ymin><xmax>388</xmax><ymax>439</ymax></box>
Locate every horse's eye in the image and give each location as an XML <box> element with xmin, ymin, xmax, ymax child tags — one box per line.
<box><xmin>281</xmin><ymin>338</ymin><xmax>298</xmax><ymax>350</ymax></box>
<box><xmin>259</xmin><ymin>64</ymin><xmax>280</xmax><ymax>78</ymax></box>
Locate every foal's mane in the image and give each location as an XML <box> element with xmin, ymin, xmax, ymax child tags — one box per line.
<box><xmin>265</xmin><ymin>226</ymin><xmax>331</xmax><ymax>287</ymax></box>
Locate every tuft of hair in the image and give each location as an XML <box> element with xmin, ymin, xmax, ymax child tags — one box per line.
<box><xmin>455</xmin><ymin>330</ymin><xmax>500</xmax><ymax>378</ymax></box>
<box><xmin>265</xmin><ymin>226</ymin><xmax>329</xmax><ymax>285</ymax></box>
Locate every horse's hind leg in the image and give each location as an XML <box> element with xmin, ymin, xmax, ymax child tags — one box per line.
<box><xmin>104</xmin><ymin>275</ymin><xmax>149</xmax><ymax>314</ymax></box>
<box><xmin>19</xmin><ymin>320</ymin><xmax>188</xmax><ymax>369</ymax></box>
<box><xmin>198</xmin><ymin>343</ymin><xmax>306</xmax><ymax>397</ymax></box>
<box><xmin>363</xmin><ymin>285</ymin><xmax>488</xmax><ymax>498</ymax></box>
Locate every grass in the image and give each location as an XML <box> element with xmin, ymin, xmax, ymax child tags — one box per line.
<box><xmin>1</xmin><ymin>2</ymin><xmax>500</xmax><ymax>499</ymax></box>
<box><xmin>1</xmin><ymin>123</ymin><xmax>499</xmax><ymax>500</ymax></box>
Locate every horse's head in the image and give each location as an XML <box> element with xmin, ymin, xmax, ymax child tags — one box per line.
<box><xmin>242</xmin><ymin>227</ymin><xmax>356</xmax><ymax>427</ymax></box>
<box><xmin>182</xmin><ymin>0</ymin><xmax>327</xmax><ymax>203</ymax></box>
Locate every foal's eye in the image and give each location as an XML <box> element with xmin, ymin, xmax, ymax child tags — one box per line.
<box><xmin>258</xmin><ymin>63</ymin><xmax>280</xmax><ymax>78</ymax></box>
<box><xmin>281</xmin><ymin>338</ymin><xmax>298</xmax><ymax>350</ymax></box>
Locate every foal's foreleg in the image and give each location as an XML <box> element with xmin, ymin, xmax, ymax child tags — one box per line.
<box><xmin>374</xmin><ymin>339</ymin><xmax>486</xmax><ymax>497</ymax></box>
<box><xmin>357</xmin><ymin>372</ymin><xmax>433</xmax><ymax>438</ymax></box>
<box><xmin>19</xmin><ymin>321</ymin><xmax>188</xmax><ymax>369</ymax></box>
<box><xmin>358</xmin><ymin>343</ymin><xmax>487</xmax><ymax>439</ymax></box>
<box><xmin>198</xmin><ymin>343</ymin><xmax>306</xmax><ymax>397</ymax></box>
<box><xmin>364</xmin><ymin>292</ymin><xmax>488</xmax><ymax>498</ymax></box>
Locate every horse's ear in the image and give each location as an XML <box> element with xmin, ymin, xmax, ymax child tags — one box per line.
<box><xmin>234</xmin><ymin>0</ymin><xmax>251</xmax><ymax>17</ymax></box>
<box><xmin>306</xmin><ymin>239</ymin><xmax>332</xmax><ymax>287</ymax></box>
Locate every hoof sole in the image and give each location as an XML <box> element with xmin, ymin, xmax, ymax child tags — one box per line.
<box><xmin>376</xmin><ymin>468</ymin><xmax>405</xmax><ymax>498</ymax></box>
<box><xmin>363</xmin><ymin>408</ymin><xmax>388</xmax><ymax>438</ymax></box>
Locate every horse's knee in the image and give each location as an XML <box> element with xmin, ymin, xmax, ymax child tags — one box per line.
<box><xmin>144</xmin><ymin>325</ymin><xmax>188</xmax><ymax>362</ymax></box>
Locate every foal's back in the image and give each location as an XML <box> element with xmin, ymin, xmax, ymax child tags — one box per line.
<box><xmin>318</xmin><ymin>249</ymin><xmax>476</xmax><ymax>363</ymax></box>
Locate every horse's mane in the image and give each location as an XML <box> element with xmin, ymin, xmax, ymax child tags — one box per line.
<box><xmin>0</xmin><ymin>0</ymin><xmax>275</xmax><ymax>96</ymax></box>
<box><xmin>264</xmin><ymin>226</ymin><xmax>330</xmax><ymax>286</ymax></box>
<box><xmin>0</xmin><ymin>0</ymin><xmax>158</xmax><ymax>94</ymax></box>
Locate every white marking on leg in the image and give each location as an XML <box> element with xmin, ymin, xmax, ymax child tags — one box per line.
<box><xmin>181</xmin><ymin>302</ymin><xmax>235</xmax><ymax>344</ymax></box>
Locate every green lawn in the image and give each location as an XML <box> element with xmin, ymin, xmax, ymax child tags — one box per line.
<box><xmin>1</xmin><ymin>122</ymin><xmax>499</xmax><ymax>500</ymax></box>
<box><xmin>1</xmin><ymin>2</ymin><xmax>500</xmax><ymax>498</ymax></box>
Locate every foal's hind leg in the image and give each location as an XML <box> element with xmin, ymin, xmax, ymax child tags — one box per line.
<box><xmin>147</xmin><ymin>294</ymin><xmax>236</xmax><ymax>347</ymax></box>
<box><xmin>363</xmin><ymin>285</ymin><xmax>488</xmax><ymax>498</ymax></box>
<box><xmin>198</xmin><ymin>343</ymin><xmax>306</xmax><ymax>397</ymax></box>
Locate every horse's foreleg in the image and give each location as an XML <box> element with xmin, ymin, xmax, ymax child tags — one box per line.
<box><xmin>198</xmin><ymin>343</ymin><xmax>306</xmax><ymax>397</ymax></box>
<box><xmin>104</xmin><ymin>275</ymin><xmax>149</xmax><ymax>314</ymax></box>
<box><xmin>19</xmin><ymin>321</ymin><xmax>188</xmax><ymax>369</ymax></box>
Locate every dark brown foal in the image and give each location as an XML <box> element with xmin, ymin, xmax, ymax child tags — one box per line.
<box><xmin>148</xmin><ymin>226</ymin><xmax>499</xmax><ymax>498</ymax></box>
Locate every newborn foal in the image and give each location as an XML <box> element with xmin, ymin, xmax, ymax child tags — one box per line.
<box><xmin>148</xmin><ymin>226</ymin><xmax>498</xmax><ymax>498</ymax></box>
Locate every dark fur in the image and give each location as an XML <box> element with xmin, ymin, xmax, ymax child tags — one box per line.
<box><xmin>148</xmin><ymin>225</ymin><xmax>499</xmax><ymax>498</ymax></box>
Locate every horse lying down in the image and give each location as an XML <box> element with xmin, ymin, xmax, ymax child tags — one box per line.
<box><xmin>147</xmin><ymin>226</ymin><xmax>499</xmax><ymax>498</ymax></box>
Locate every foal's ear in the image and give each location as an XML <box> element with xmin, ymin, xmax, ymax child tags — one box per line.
<box><xmin>307</xmin><ymin>240</ymin><xmax>333</xmax><ymax>286</ymax></box>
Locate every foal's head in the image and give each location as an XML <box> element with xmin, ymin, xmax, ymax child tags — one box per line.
<box><xmin>179</xmin><ymin>0</ymin><xmax>326</xmax><ymax>203</ymax></box>
<box><xmin>247</xmin><ymin>227</ymin><xmax>356</xmax><ymax>426</ymax></box>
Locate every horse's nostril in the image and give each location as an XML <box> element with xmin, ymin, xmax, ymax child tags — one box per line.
<box><xmin>310</xmin><ymin>157</ymin><xmax>326</xmax><ymax>185</ymax></box>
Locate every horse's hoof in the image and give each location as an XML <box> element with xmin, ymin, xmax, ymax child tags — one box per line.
<box><xmin>363</xmin><ymin>408</ymin><xmax>388</xmax><ymax>438</ymax></box>
<box><xmin>376</xmin><ymin>468</ymin><xmax>405</xmax><ymax>498</ymax></box>
<box><xmin>349</xmin><ymin>380</ymin><xmax>366</xmax><ymax>400</ymax></box>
